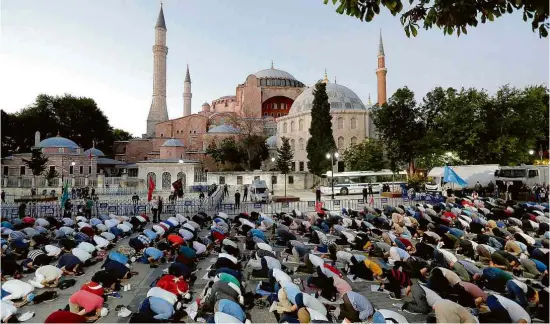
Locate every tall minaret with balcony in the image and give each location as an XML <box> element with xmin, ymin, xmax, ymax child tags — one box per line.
<box><xmin>146</xmin><ymin>4</ymin><xmax>169</xmax><ymax>137</ymax></box>
<box><xmin>183</xmin><ymin>65</ymin><xmax>192</xmax><ymax>116</ymax></box>
<box><xmin>376</xmin><ymin>30</ymin><xmax>387</xmax><ymax>105</ymax></box>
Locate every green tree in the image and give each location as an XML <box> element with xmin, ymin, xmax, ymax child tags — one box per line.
<box><xmin>44</xmin><ymin>167</ymin><xmax>59</xmax><ymax>186</ymax></box>
<box><xmin>307</xmin><ymin>82</ymin><xmax>337</xmax><ymax>175</ymax></box>
<box><xmin>324</xmin><ymin>0</ymin><xmax>549</xmax><ymax>37</ymax></box>
<box><xmin>22</xmin><ymin>149</ymin><xmax>49</xmax><ymax>184</ymax></box>
<box><xmin>205</xmin><ymin>141</ymin><xmax>223</xmax><ymax>168</ymax></box>
<box><xmin>342</xmin><ymin>138</ymin><xmax>386</xmax><ymax>171</ymax></box>
<box><xmin>371</xmin><ymin>87</ymin><xmax>426</xmax><ymax>174</ymax></box>
<box><xmin>1</xmin><ymin>94</ymin><xmax>132</xmax><ymax>156</ymax></box>
<box><xmin>1</xmin><ymin>110</ymin><xmax>18</xmax><ymax>158</ymax></box>
<box><xmin>113</xmin><ymin>128</ymin><xmax>134</xmax><ymax>141</ymax></box>
<box><xmin>276</xmin><ymin>137</ymin><xmax>294</xmax><ymax>196</ymax></box>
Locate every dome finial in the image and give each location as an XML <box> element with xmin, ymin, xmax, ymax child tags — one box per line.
<box><xmin>56</xmin><ymin>130</ymin><xmax>60</xmax><ymax>137</ymax></box>
<box><xmin>322</xmin><ymin>69</ymin><xmax>329</xmax><ymax>84</ymax></box>
<box><xmin>271</xmin><ymin>60</ymin><xmax>274</xmax><ymax>69</ymax></box>
<box><xmin>334</xmin><ymin>76</ymin><xmax>337</xmax><ymax>84</ymax></box>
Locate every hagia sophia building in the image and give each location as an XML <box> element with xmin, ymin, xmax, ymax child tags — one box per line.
<box><xmin>113</xmin><ymin>4</ymin><xmax>388</xmax><ymax>173</ymax></box>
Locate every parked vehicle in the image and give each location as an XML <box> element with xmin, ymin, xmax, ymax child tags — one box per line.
<box><xmin>425</xmin><ymin>164</ymin><xmax>500</xmax><ymax>195</ymax></box>
<box><xmin>320</xmin><ymin>170</ymin><xmax>407</xmax><ymax>196</ymax></box>
<box><xmin>495</xmin><ymin>165</ymin><xmax>549</xmax><ymax>191</ymax></box>
<box><xmin>250</xmin><ymin>180</ymin><xmax>270</xmax><ymax>202</ymax></box>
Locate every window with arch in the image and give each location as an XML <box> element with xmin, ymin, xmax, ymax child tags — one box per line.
<box><xmin>283</xmin><ymin>123</ymin><xmax>288</xmax><ymax>133</ymax></box>
<box><xmin>299</xmin><ymin>138</ymin><xmax>304</xmax><ymax>150</ymax></box>
<box><xmin>146</xmin><ymin>172</ymin><xmax>156</xmax><ymax>187</ymax></box>
<box><xmin>291</xmin><ymin>121</ymin><xmax>295</xmax><ymax>132</ymax></box>
<box><xmin>350</xmin><ymin>118</ymin><xmax>357</xmax><ymax>129</ymax></box>
<box><xmin>177</xmin><ymin>172</ymin><xmax>186</xmax><ymax>187</ymax></box>
<box><xmin>351</xmin><ymin>136</ymin><xmax>358</xmax><ymax>146</ymax></box>
<box><xmin>298</xmin><ymin>119</ymin><xmax>304</xmax><ymax>131</ymax></box>
<box><xmin>337</xmin><ymin>136</ymin><xmax>344</xmax><ymax>150</ymax></box>
<box><xmin>291</xmin><ymin>139</ymin><xmax>295</xmax><ymax>151</ymax></box>
<box><xmin>161</xmin><ymin>172</ymin><xmax>171</xmax><ymax>190</ymax></box>
<box><xmin>337</xmin><ymin>117</ymin><xmax>344</xmax><ymax>130</ymax></box>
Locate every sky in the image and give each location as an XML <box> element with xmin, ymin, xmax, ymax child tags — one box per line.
<box><xmin>1</xmin><ymin>0</ymin><xmax>548</xmax><ymax>137</ymax></box>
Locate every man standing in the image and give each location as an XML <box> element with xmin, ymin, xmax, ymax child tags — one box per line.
<box><xmin>151</xmin><ymin>196</ymin><xmax>159</xmax><ymax>223</ymax></box>
<box><xmin>1</xmin><ymin>190</ymin><xmax>5</xmax><ymax>203</ymax></box>
<box><xmin>224</xmin><ymin>184</ymin><xmax>229</xmax><ymax>197</ymax></box>
<box><xmin>235</xmin><ymin>190</ymin><xmax>241</xmax><ymax>210</ymax></box>
<box><xmin>315</xmin><ymin>186</ymin><xmax>321</xmax><ymax>203</ymax></box>
<box><xmin>368</xmin><ymin>183</ymin><xmax>373</xmax><ymax>196</ymax></box>
<box><xmin>243</xmin><ymin>185</ymin><xmax>248</xmax><ymax>202</ymax></box>
<box><xmin>362</xmin><ymin>186</ymin><xmax>368</xmax><ymax>203</ymax></box>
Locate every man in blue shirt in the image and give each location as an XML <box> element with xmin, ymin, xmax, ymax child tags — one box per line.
<box><xmin>57</xmin><ymin>253</ymin><xmax>83</xmax><ymax>275</ymax></box>
<box><xmin>214</xmin><ymin>299</ymin><xmax>246</xmax><ymax>322</ymax></box>
<box><xmin>340</xmin><ymin>291</ymin><xmax>374</xmax><ymax>322</ymax></box>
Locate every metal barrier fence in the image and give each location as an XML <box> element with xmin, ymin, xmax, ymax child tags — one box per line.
<box><xmin>0</xmin><ymin>191</ymin><xmax>444</xmax><ymax>220</ymax></box>
<box><xmin>1</xmin><ymin>186</ymin><xmax>227</xmax><ymax>220</ymax></box>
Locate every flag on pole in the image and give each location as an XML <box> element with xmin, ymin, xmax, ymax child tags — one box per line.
<box><xmin>443</xmin><ymin>165</ymin><xmax>468</xmax><ymax>187</ymax></box>
<box><xmin>147</xmin><ymin>176</ymin><xmax>155</xmax><ymax>201</ymax></box>
<box><xmin>60</xmin><ymin>182</ymin><xmax>69</xmax><ymax>207</ymax></box>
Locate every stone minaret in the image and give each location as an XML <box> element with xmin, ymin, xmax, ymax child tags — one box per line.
<box><xmin>376</xmin><ymin>30</ymin><xmax>387</xmax><ymax>105</ymax></box>
<box><xmin>146</xmin><ymin>4</ymin><xmax>169</xmax><ymax>137</ymax></box>
<box><xmin>183</xmin><ymin>65</ymin><xmax>192</xmax><ymax>117</ymax></box>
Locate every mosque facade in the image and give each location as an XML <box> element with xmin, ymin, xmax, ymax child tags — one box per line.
<box><xmin>114</xmin><ymin>5</ymin><xmax>388</xmax><ymax>174</ymax></box>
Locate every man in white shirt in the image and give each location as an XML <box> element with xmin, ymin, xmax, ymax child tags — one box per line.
<box><xmin>1</xmin><ymin>280</ymin><xmax>35</xmax><ymax>307</ymax></box>
<box><xmin>72</xmin><ymin>247</ymin><xmax>92</xmax><ymax>264</ymax></box>
<box><xmin>29</xmin><ymin>265</ymin><xmax>63</xmax><ymax>288</ymax></box>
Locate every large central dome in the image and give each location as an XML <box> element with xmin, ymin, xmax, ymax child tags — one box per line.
<box><xmin>289</xmin><ymin>82</ymin><xmax>366</xmax><ymax>115</ymax></box>
<box><xmin>254</xmin><ymin>68</ymin><xmax>296</xmax><ymax>80</ymax></box>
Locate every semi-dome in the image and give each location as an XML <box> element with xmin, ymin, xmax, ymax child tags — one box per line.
<box><xmin>84</xmin><ymin>148</ymin><xmax>105</xmax><ymax>157</ymax></box>
<box><xmin>289</xmin><ymin>82</ymin><xmax>366</xmax><ymax>115</ymax></box>
<box><xmin>266</xmin><ymin>135</ymin><xmax>277</xmax><ymax>148</ymax></box>
<box><xmin>161</xmin><ymin>138</ymin><xmax>184</xmax><ymax>147</ymax></box>
<box><xmin>38</xmin><ymin>136</ymin><xmax>79</xmax><ymax>149</ymax></box>
<box><xmin>254</xmin><ymin>68</ymin><xmax>296</xmax><ymax>80</ymax></box>
<box><xmin>208</xmin><ymin>124</ymin><xmax>239</xmax><ymax>134</ymax></box>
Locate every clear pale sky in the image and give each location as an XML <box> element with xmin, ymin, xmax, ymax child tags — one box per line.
<box><xmin>1</xmin><ymin>0</ymin><xmax>548</xmax><ymax>136</ymax></box>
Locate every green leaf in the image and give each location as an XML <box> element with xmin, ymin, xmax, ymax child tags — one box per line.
<box><xmin>332</xmin><ymin>0</ymin><xmax>339</xmax><ymax>4</ymax></box>
<box><xmin>411</xmin><ymin>24</ymin><xmax>418</xmax><ymax>36</ymax></box>
<box><xmin>540</xmin><ymin>25</ymin><xmax>548</xmax><ymax>38</ymax></box>
<box><xmin>461</xmin><ymin>26</ymin><xmax>467</xmax><ymax>34</ymax></box>
<box><xmin>336</xmin><ymin>2</ymin><xmax>346</xmax><ymax>14</ymax></box>
<box><xmin>487</xmin><ymin>12</ymin><xmax>494</xmax><ymax>21</ymax></box>
<box><xmin>523</xmin><ymin>11</ymin><xmax>527</xmax><ymax>21</ymax></box>
<box><xmin>373</xmin><ymin>3</ymin><xmax>380</xmax><ymax>14</ymax></box>
<box><xmin>405</xmin><ymin>25</ymin><xmax>411</xmax><ymax>37</ymax></box>
<box><xmin>507</xmin><ymin>3</ymin><xmax>513</xmax><ymax>13</ymax></box>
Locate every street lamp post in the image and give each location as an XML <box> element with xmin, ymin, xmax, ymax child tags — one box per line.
<box><xmin>271</xmin><ymin>157</ymin><xmax>275</xmax><ymax>195</ymax></box>
<box><xmin>326</xmin><ymin>152</ymin><xmax>339</xmax><ymax>200</ymax></box>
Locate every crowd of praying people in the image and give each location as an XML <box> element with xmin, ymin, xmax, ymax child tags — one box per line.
<box><xmin>0</xmin><ymin>192</ymin><xmax>548</xmax><ymax>323</ymax></box>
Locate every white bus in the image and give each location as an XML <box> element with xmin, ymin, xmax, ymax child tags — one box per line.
<box><xmin>320</xmin><ymin>170</ymin><xmax>408</xmax><ymax>196</ymax></box>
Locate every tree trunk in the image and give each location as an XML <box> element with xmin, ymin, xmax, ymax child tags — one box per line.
<box><xmin>284</xmin><ymin>174</ymin><xmax>287</xmax><ymax>197</ymax></box>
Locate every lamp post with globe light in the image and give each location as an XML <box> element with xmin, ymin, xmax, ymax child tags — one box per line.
<box><xmin>271</xmin><ymin>157</ymin><xmax>276</xmax><ymax>195</ymax></box>
<box><xmin>326</xmin><ymin>152</ymin><xmax>339</xmax><ymax>199</ymax></box>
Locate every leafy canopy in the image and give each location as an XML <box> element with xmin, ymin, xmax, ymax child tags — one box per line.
<box><xmin>342</xmin><ymin>138</ymin><xmax>387</xmax><ymax>171</ymax></box>
<box><xmin>22</xmin><ymin>149</ymin><xmax>49</xmax><ymax>177</ymax></box>
<box><xmin>307</xmin><ymin>82</ymin><xmax>337</xmax><ymax>175</ymax></box>
<box><xmin>324</xmin><ymin>0</ymin><xmax>549</xmax><ymax>37</ymax></box>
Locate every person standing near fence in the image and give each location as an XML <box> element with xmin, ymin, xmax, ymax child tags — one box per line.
<box><xmin>158</xmin><ymin>197</ymin><xmax>164</xmax><ymax>219</ymax></box>
<box><xmin>224</xmin><ymin>184</ymin><xmax>229</xmax><ymax>197</ymax></box>
<box><xmin>243</xmin><ymin>186</ymin><xmax>248</xmax><ymax>202</ymax></box>
<box><xmin>151</xmin><ymin>196</ymin><xmax>159</xmax><ymax>223</ymax></box>
<box><xmin>235</xmin><ymin>190</ymin><xmax>241</xmax><ymax>209</ymax></box>
<box><xmin>315</xmin><ymin>186</ymin><xmax>321</xmax><ymax>203</ymax></box>
<box><xmin>1</xmin><ymin>190</ymin><xmax>5</xmax><ymax>203</ymax></box>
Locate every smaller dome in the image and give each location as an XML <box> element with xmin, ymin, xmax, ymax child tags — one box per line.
<box><xmin>161</xmin><ymin>138</ymin><xmax>184</xmax><ymax>147</ymax></box>
<box><xmin>84</xmin><ymin>148</ymin><xmax>105</xmax><ymax>157</ymax></box>
<box><xmin>208</xmin><ymin>125</ymin><xmax>239</xmax><ymax>134</ymax></box>
<box><xmin>38</xmin><ymin>136</ymin><xmax>79</xmax><ymax>149</ymax></box>
<box><xmin>202</xmin><ymin>102</ymin><xmax>210</xmax><ymax>107</ymax></box>
<box><xmin>266</xmin><ymin>135</ymin><xmax>277</xmax><ymax>148</ymax></box>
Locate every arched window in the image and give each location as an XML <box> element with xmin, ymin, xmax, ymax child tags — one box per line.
<box><xmin>147</xmin><ymin>172</ymin><xmax>157</xmax><ymax>187</ymax></box>
<box><xmin>162</xmin><ymin>172</ymin><xmax>171</xmax><ymax>190</ymax></box>
<box><xmin>298</xmin><ymin>119</ymin><xmax>304</xmax><ymax>131</ymax></box>
<box><xmin>291</xmin><ymin>139</ymin><xmax>295</xmax><ymax>151</ymax></box>
<box><xmin>337</xmin><ymin>117</ymin><xmax>344</xmax><ymax>130</ymax></box>
<box><xmin>299</xmin><ymin>138</ymin><xmax>304</xmax><ymax>150</ymax></box>
<box><xmin>283</xmin><ymin>123</ymin><xmax>288</xmax><ymax>133</ymax></box>
<box><xmin>350</xmin><ymin>118</ymin><xmax>357</xmax><ymax>129</ymax></box>
<box><xmin>291</xmin><ymin>121</ymin><xmax>295</xmax><ymax>132</ymax></box>
<box><xmin>177</xmin><ymin>172</ymin><xmax>186</xmax><ymax>187</ymax></box>
<box><xmin>337</xmin><ymin>136</ymin><xmax>344</xmax><ymax>150</ymax></box>
<box><xmin>350</xmin><ymin>136</ymin><xmax>358</xmax><ymax>146</ymax></box>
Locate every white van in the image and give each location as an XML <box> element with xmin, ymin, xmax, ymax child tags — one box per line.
<box><xmin>249</xmin><ymin>180</ymin><xmax>270</xmax><ymax>203</ymax></box>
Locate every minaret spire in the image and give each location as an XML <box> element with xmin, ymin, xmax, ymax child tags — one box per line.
<box><xmin>183</xmin><ymin>64</ymin><xmax>192</xmax><ymax>117</ymax></box>
<box><xmin>271</xmin><ymin>60</ymin><xmax>274</xmax><ymax>69</ymax></box>
<box><xmin>146</xmin><ymin>4</ymin><xmax>169</xmax><ymax>137</ymax></box>
<box><xmin>322</xmin><ymin>69</ymin><xmax>329</xmax><ymax>84</ymax></box>
<box><xmin>376</xmin><ymin>29</ymin><xmax>387</xmax><ymax>106</ymax></box>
